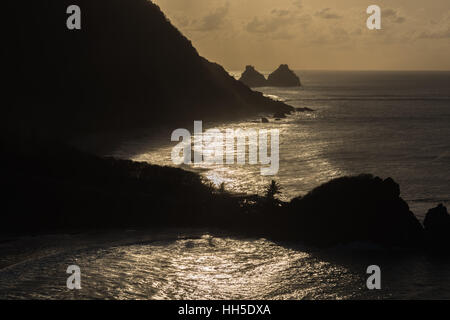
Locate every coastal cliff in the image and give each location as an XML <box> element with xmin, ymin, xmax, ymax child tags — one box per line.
<box><xmin>2</xmin><ymin>0</ymin><xmax>293</xmax><ymax>140</ymax></box>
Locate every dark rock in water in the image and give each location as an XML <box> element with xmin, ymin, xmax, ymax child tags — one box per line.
<box><xmin>295</xmin><ymin>107</ymin><xmax>314</xmax><ymax>112</ymax></box>
<box><xmin>267</xmin><ymin>64</ymin><xmax>301</xmax><ymax>87</ymax></box>
<box><xmin>273</xmin><ymin>111</ymin><xmax>287</xmax><ymax>118</ymax></box>
<box><xmin>284</xmin><ymin>174</ymin><xmax>424</xmax><ymax>247</ymax></box>
<box><xmin>239</xmin><ymin>65</ymin><xmax>267</xmax><ymax>87</ymax></box>
<box><xmin>424</xmin><ymin>204</ymin><xmax>450</xmax><ymax>250</ymax></box>
<box><xmin>261</xmin><ymin>117</ymin><xmax>269</xmax><ymax>123</ymax></box>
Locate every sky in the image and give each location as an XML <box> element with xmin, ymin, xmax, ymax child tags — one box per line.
<box><xmin>152</xmin><ymin>0</ymin><xmax>450</xmax><ymax>71</ymax></box>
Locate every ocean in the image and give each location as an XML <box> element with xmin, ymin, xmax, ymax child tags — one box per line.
<box><xmin>1</xmin><ymin>71</ymin><xmax>449</xmax><ymax>299</ymax></box>
<box><xmin>113</xmin><ymin>70</ymin><xmax>450</xmax><ymax>220</ymax></box>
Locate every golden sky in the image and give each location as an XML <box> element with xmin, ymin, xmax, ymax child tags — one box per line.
<box><xmin>153</xmin><ymin>0</ymin><xmax>450</xmax><ymax>71</ymax></box>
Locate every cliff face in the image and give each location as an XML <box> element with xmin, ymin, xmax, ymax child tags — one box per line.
<box><xmin>267</xmin><ymin>64</ymin><xmax>301</xmax><ymax>87</ymax></box>
<box><xmin>239</xmin><ymin>66</ymin><xmax>268</xmax><ymax>87</ymax></box>
<box><xmin>2</xmin><ymin>0</ymin><xmax>293</xmax><ymax>140</ymax></box>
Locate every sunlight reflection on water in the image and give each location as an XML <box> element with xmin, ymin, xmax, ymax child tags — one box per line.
<box><xmin>129</xmin><ymin>112</ymin><xmax>344</xmax><ymax>201</ymax></box>
<box><xmin>0</xmin><ymin>234</ymin><xmax>366</xmax><ymax>299</ymax></box>
<box><xmin>91</xmin><ymin>71</ymin><xmax>450</xmax><ymax>217</ymax></box>
<box><xmin>2</xmin><ymin>231</ymin><xmax>450</xmax><ymax>300</ymax></box>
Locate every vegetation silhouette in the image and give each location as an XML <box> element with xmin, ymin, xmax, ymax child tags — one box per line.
<box><xmin>1</xmin><ymin>140</ymin><xmax>448</xmax><ymax>255</ymax></box>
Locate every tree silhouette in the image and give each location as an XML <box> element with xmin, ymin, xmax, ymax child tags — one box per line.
<box><xmin>265</xmin><ymin>180</ymin><xmax>282</xmax><ymax>201</ymax></box>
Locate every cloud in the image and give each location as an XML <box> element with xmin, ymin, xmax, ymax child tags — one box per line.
<box><xmin>246</xmin><ymin>17</ymin><xmax>271</xmax><ymax>33</ymax></box>
<box><xmin>272</xmin><ymin>31</ymin><xmax>296</xmax><ymax>40</ymax></box>
<box><xmin>192</xmin><ymin>2</ymin><xmax>230</xmax><ymax>31</ymax></box>
<box><xmin>246</xmin><ymin>13</ymin><xmax>292</xmax><ymax>33</ymax></box>
<box><xmin>271</xmin><ymin>9</ymin><xmax>290</xmax><ymax>17</ymax></box>
<box><xmin>246</xmin><ymin>9</ymin><xmax>310</xmax><ymax>35</ymax></box>
<box><xmin>314</xmin><ymin>8</ymin><xmax>341</xmax><ymax>19</ymax></box>
<box><xmin>419</xmin><ymin>29</ymin><xmax>450</xmax><ymax>39</ymax></box>
<box><xmin>174</xmin><ymin>16</ymin><xmax>190</xmax><ymax>28</ymax></box>
<box><xmin>418</xmin><ymin>11</ymin><xmax>450</xmax><ymax>39</ymax></box>
<box><xmin>382</xmin><ymin>9</ymin><xmax>406</xmax><ymax>24</ymax></box>
<box><xmin>308</xmin><ymin>26</ymin><xmax>350</xmax><ymax>45</ymax></box>
<box><xmin>292</xmin><ymin>0</ymin><xmax>302</xmax><ymax>9</ymax></box>
<box><xmin>418</xmin><ymin>24</ymin><xmax>450</xmax><ymax>39</ymax></box>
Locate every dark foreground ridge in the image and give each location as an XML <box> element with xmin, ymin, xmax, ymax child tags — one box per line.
<box><xmin>2</xmin><ymin>0</ymin><xmax>293</xmax><ymax>140</ymax></box>
<box><xmin>1</xmin><ymin>141</ymin><xmax>448</xmax><ymax>255</ymax></box>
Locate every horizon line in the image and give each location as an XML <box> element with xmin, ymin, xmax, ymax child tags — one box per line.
<box><xmin>227</xmin><ymin>68</ymin><xmax>450</xmax><ymax>72</ymax></box>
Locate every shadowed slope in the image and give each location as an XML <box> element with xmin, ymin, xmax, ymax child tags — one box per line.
<box><xmin>284</xmin><ymin>175</ymin><xmax>424</xmax><ymax>247</ymax></box>
<box><xmin>2</xmin><ymin>0</ymin><xmax>293</xmax><ymax>140</ymax></box>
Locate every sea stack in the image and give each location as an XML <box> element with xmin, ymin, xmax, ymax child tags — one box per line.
<box><xmin>424</xmin><ymin>203</ymin><xmax>450</xmax><ymax>251</ymax></box>
<box><xmin>267</xmin><ymin>64</ymin><xmax>301</xmax><ymax>87</ymax></box>
<box><xmin>239</xmin><ymin>65</ymin><xmax>267</xmax><ymax>87</ymax></box>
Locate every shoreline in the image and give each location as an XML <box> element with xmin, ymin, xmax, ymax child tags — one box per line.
<box><xmin>0</xmin><ymin>227</ymin><xmax>429</xmax><ymax>272</ymax></box>
<box><xmin>2</xmin><ymin>138</ymin><xmax>449</xmax><ymax>253</ymax></box>
<box><xmin>69</xmin><ymin>107</ymin><xmax>304</xmax><ymax>158</ymax></box>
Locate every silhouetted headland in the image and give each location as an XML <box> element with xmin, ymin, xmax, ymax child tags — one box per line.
<box><xmin>3</xmin><ymin>0</ymin><xmax>294</xmax><ymax>141</ymax></box>
<box><xmin>286</xmin><ymin>176</ymin><xmax>424</xmax><ymax>247</ymax></box>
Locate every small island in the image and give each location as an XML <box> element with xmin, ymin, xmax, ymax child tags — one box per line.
<box><xmin>267</xmin><ymin>64</ymin><xmax>301</xmax><ymax>87</ymax></box>
<box><xmin>239</xmin><ymin>65</ymin><xmax>267</xmax><ymax>87</ymax></box>
<box><xmin>238</xmin><ymin>64</ymin><xmax>301</xmax><ymax>87</ymax></box>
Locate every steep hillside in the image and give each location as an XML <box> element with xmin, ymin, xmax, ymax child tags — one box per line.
<box><xmin>2</xmin><ymin>0</ymin><xmax>292</xmax><ymax>140</ymax></box>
